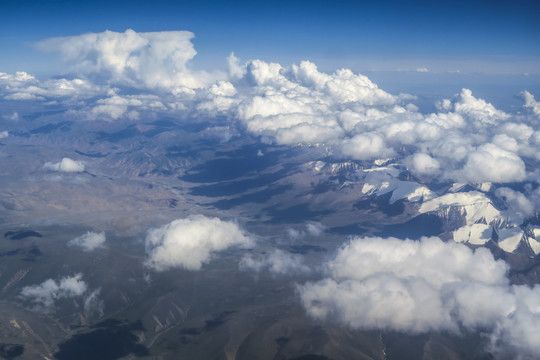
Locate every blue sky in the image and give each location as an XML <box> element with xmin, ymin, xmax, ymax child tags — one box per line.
<box><xmin>1</xmin><ymin>0</ymin><xmax>539</xmax><ymax>75</ymax></box>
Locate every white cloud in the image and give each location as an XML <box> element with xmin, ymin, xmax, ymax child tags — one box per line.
<box><xmin>0</xmin><ymin>71</ymin><xmax>105</xmax><ymax>101</ymax></box>
<box><xmin>416</xmin><ymin>67</ymin><xmax>429</xmax><ymax>73</ymax></box>
<box><xmin>495</xmin><ymin>187</ymin><xmax>535</xmax><ymax>224</ymax></box>
<box><xmin>83</xmin><ymin>288</ymin><xmax>104</xmax><ymax>314</ymax></box>
<box><xmin>459</xmin><ymin>143</ymin><xmax>526</xmax><ymax>183</ymax></box>
<box><xmin>68</xmin><ymin>231</ymin><xmax>106</xmax><ymax>251</ymax></box>
<box><xmin>89</xmin><ymin>92</ymin><xmax>167</xmax><ymax>120</ymax></box>
<box><xmin>521</xmin><ymin>90</ymin><xmax>540</xmax><ymax>117</ymax></box>
<box><xmin>405</xmin><ymin>153</ymin><xmax>440</xmax><ymax>177</ymax></box>
<box><xmin>339</xmin><ymin>133</ymin><xmax>395</xmax><ymax>160</ymax></box>
<box><xmin>286</xmin><ymin>222</ymin><xmax>326</xmax><ymax>241</ymax></box>
<box><xmin>145</xmin><ymin>215</ymin><xmax>254</xmax><ymax>271</ymax></box>
<box><xmin>306</xmin><ymin>221</ymin><xmax>326</xmax><ymax>237</ymax></box>
<box><xmin>240</xmin><ymin>249</ymin><xmax>309</xmax><ymax>275</ymax></box>
<box><xmin>453</xmin><ymin>88</ymin><xmax>509</xmax><ymax>125</ymax></box>
<box><xmin>3</xmin><ymin>30</ymin><xmax>539</xmax><ymax>189</ymax></box>
<box><xmin>36</xmin><ymin>29</ymin><xmax>211</xmax><ymax>91</ymax></box>
<box><xmin>0</xmin><ymin>131</ymin><xmax>8</xmax><ymax>139</ymax></box>
<box><xmin>298</xmin><ymin>236</ymin><xmax>540</xmax><ymax>356</ymax></box>
<box><xmin>44</xmin><ymin>157</ymin><xmax>85</xmax><ymax>173</ymax></box>
<box><xmin>20</xmin><ymin>273</ymin><xmax>88</xmax><ymax>312</ymax></box>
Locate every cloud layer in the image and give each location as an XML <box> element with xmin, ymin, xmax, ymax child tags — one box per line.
<box><xmin>145</xmin><ymin>215</ymin><xmax>254</xmax><ymax>271</ymax></box>
<box><xmin>298</xmin><ymin>237</ymin><xmax>540</xmax><ymax>357</ymax></box>
<box><xmin>1</xmin><ymin>29</ymin><xmax>539</xmax><ymax>189</ymax></box>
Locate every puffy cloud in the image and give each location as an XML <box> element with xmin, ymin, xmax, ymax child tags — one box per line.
<box><xmin>240</xmin><ymin>249</ymin><xmax>309</xmax><ymax>275</ymax></box>
<box><xmin>339</xmin><ymin>133</ymin><xmax>395</xmax><ymax>161</ymax></box>
<box><xmin>459</xmin><ymin>143</ymin><xmax>526</xmax><ymax>183</ymax></box>
<box><xmin>4</xmin><ymin>30</ymin><xmax>539</xmax><ymax>189</ymax></box>
<box><xmin>0</xmin><ymin>71</ymin><xmax>105</xmax><ymax>101</ymax></box>
<box><xmin>36</xmin><ymin>29</ymin><xmax>210</xmax><ymax>91</ymax></box>
<box><xmin>495</xmin><ymin>187</ymin><xmax>535</xmax><ymax>224</ymax></box>
<box><xmin>227</xmin><ymin>59</ymin><xmax>401</xmax><ymax>147</ymax></box>
<box><xmin>298</xmin><ymin>236</ymin><xmax>540</xmax><ymax>356</ymax></box>
<box><xmin>416</xmin><ymin>67</ymin><xmax>429</xmax><ymax>73</ymax></box>
<box><xmin>306</xmin><ymin>221</ymin><xmax>326</xmax><ymax>237</ymax></box>
<box><xmin>453</xmin><ymin>88</ymin><xmax>509</xmax><ymax>125</ymax></box>
<box><xmin>144</xmin><ymin>215</ymin><xmax>254</xmax><ymax>271</ymax></box>
<box><xmin>521</xmin><ymin>90</ymin><xmax>540</xmax><ymax>117</ymax></box>
<box><xmin>0</xmin><ymin>131</ymin><xmax>8</xmax><ymax>139</ymax></box>
<box><xmin>44</xmin><ymin>157</ymin><xmax>85</xmax><ymax>173</ymax></box>
<box><xmin>68</xmin><ymin>231</ymin><xmax>106</xmax><ymax>251</ymax></box>
<box><xmin>20</xmin><ymin>274</ymin><xmax>88</xmax><ymax>312</ymax></box>
<box><xmin>405</xmin><ymin>153</ymin><xmax>441</xmax><ymax>177</ymax></box>
<box><xmin>286</xmin><ymin>222</ymin><xmax>326</xmax><ymax>240</ymax></box>
<box><xmin>89</xmin><ymin>92</ymin><xmax>168</xmax><ymax>120</ymax></box>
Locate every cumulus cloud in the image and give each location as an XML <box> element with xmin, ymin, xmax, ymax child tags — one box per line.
<box><xmin>339</xmin><ymin>133</ymin><xmax>395</xmax><ymax>161</ymax></box>
<box><xmin>405</xmin><ymin>153</ymin><xmax>441</xmax><ymax>177</ymax></box>
<box><xmin>3</xmin><ymin>30</ymin><xmax>538</xmax><ymax>188</ymax></box>
<box><xmin>145</xmin><ymin>215</ymin><xmax>254</xmax><ymax>271</ymax></box>
<box><xmin>202</xmin><ymin>56</ymin><xmax>535</xmax><ymax>185</ymax></box>
<box><xmin>36</xmin><ymin>29</ymin><xmax>210</xmax><ymax>91</ymax></box>
<box><xmin>0</xmin><ymin>71</ymin><xmax>105</xmax><ymax>101</ymax></box>
<box><xmin>298</xmin><ymin>237</ymin><xmax>540</xmax><ymax>357</ymax></box>
<box><xmin>286</xmin><ymin>222</ymin><xmax>326</xmax><ymax>240</ymax></box>
<box><xmin>453</xmin><ymin>88</ymin><xmax>509</xmax><ymax>125</ymax></box>
<box><xmin>240</xmin><ymin>249</ymin><xmax>309</xmax><ymax>275</ymax></box>
<box><xmin>495</xmin><ymin>187</ymin><xmax>535</xmax><ymax>224</ymax></box>
<box><xmin>20</xmin><ymin>273</ymin><xmax>88</xmax><ymax>312</ymax></box>
<box><xmin>44</xmin><ymin>157</ymin><xmax>85</xmax><ymax>173</ymax></box>
<box><xmin>68</xmin><ymin>231</ymin><xmax>106</xmax><ymax>251</ymax></box>
<box><xmin>0</xmin><ymin>131</ymin><xmax>8</xmax><ymax>139</ymax></box>
<box><xmin>521</xmin><ymin>90</ymin><xmax>540</xmax><ymax>117</ymax></box>
<box><xmin>459</xmin><ymin>143</ymin><xmax>526</xmax><ymax>183</ymax></box>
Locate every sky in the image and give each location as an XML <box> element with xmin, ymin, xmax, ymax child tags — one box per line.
<box><xmin>1</xmin><ymin>0</ymin><xmax>539</xmax><ymax>77</ymax></box>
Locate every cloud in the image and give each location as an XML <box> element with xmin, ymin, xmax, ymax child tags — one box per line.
<box><xmin>36</xmin><ymin>29</ymin><xmax>211</xmax><ymax>91</ymax></box>
<box><xmin>298</xmin><ymin>236</ymin><xmax>540</xmax><ymax>357</ymax></box>
<box><xmin>88</xmin><ymin>92</ymin><xmax>168</xmax><ymax>120</ymax></box>
<box><xmin>145</xmin><ymin>215</ymin><xmax>254</xmax><ymax>271</ymax></box>
<box><xmin>240</xmin><ymin>249</ymin><xmax>309</xmax><ymax>275</ymax></box>
<box><xmin>83</xmin><ymin>289</ymin><xmax>104</xmax><ymax>314</ymax></box>
<box><xmin>306</xmin><ymin>221</ymin><xmax>326</xmax><ymax>236</ymax></box>
<box><xmin>20</xmin><ymin>274</ymin><xmax>88</xmax><ymax>312</ymax></box>
<box><xmin>3</xmin><ymin>30</ymin><xmax>539</xmax><ymax>189</ymax></box>
<box><xmin>68</xmin><ymin>231</ymin><xmax>106</xmax><ymax>251</ymax></box>
<box><xmin>521</xmin><ymin>90</ymin><xmax>540</xmax><ymax>117</ymax></box>
<box><xmin>495</xmin><ymin>187</ymin><xmax>535</xmax><ymax>224</ymax></box>
<box><xmin>416</xmin><ymin>67</ymin><xmax>429</xmax><ymax>73</ymax></box>
<box><xmin>459</xmin><ymin>143</ymin><xmax>526</xmax><ymax>183</ymax></box>
<box><xmin>286</xmin><ymin>222</ymin><xmax>326</xmax><ymax>240</ymax></box>
<box><xmin>44</xmin><ymin>157</ymin><xmax>85</xmax><ymax>173</ymax></box>
<box><xmin>0</xmin><ymin>131</ymin><xmax>8</xmax><ymax>139</ymax></box>
<box><xmin>339</xmin><ymin>133</ymin><xmax>395</xmax><ymax>161</ymax></box>
<box><xmin>453</xmin><ymin>88</ymin><xmax>509</xmax><ymax>125</ymax></box>
<box><xmin>0</xmin><ymin>71</ymin><xmax>105</xmax><ymax>101</ymax></box>
<box><xmin>405</xmin><ymin>152</ymin><xmax>441</xmax><ymax>177</ymax></box>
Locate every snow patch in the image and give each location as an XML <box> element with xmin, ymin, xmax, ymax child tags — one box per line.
<box><xmin>453</xmin><ymin>224</ymin><xmax>492</xmax><ymax>245</ymax></box>
<box><xmin>497</xmin><ymin>227</ymin><xmax>524</xmax><ymax>253</ymax></box>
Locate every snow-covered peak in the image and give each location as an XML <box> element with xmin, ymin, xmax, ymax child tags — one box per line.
<box><xmin>419</xmin><ymin>191</ymin><xmax>502</xmax><ymax>226</ymax></box>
